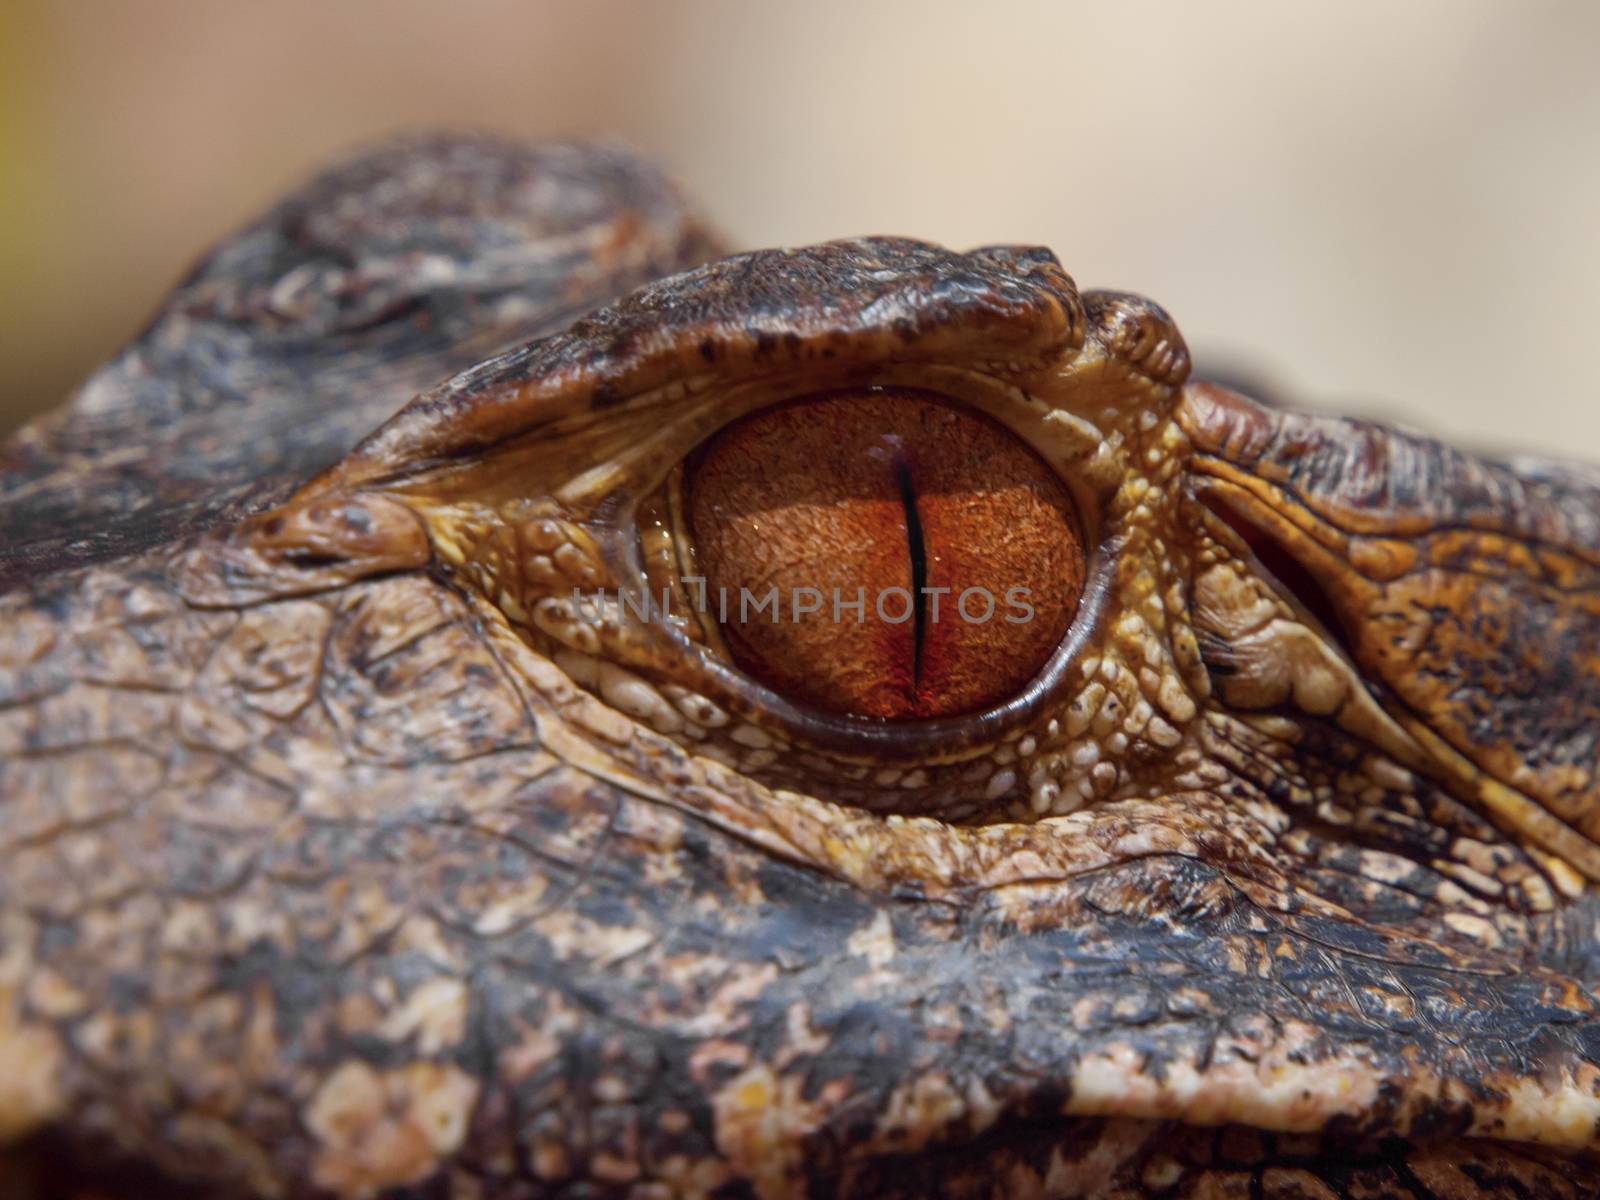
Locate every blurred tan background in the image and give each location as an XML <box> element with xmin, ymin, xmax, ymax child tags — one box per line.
<box><xmin>3</xmin><ymin>0</ymin><xmax>1598</xmax><ymax>453</ymax></box>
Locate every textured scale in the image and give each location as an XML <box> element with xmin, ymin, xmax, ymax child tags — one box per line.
<box><xmin>3</xmin><ymin>136</ymin><xmax>1600</xmax><ymax>1198</ymax></box>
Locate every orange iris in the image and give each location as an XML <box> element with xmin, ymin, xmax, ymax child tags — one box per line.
<box><xmin>686</xmin><ymin>389</ymin><xmax>1085</xmax><ymax>719</ymax></box>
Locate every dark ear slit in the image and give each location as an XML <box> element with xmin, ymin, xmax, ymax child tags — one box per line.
<box><xmin>1202</xmin><ymin>493</ymin><xmax>1352</xmax><ymax>654</ymax></box>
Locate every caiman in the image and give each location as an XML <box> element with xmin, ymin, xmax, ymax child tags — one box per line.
<box><xmin>3</xmin><ymin>136</ymin><xmax>1600</xmax><ymax>1199</ymax></box>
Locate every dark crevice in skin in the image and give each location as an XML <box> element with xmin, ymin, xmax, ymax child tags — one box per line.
<box><xmin>896</xmin><ymin>455</ymin><xmax>929</xmax><ymax>695</ymax></box>
<box><xmin>1201</xmin><ymin>491</ymin><xmax>1354</xmax><ymax>656</ymax></box>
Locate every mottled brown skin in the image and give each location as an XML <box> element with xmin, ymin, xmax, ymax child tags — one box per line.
<box><xmin>3</xmin><ymin>138</ymin><xmax>1600</xmax><ymax>1199</ymax></box>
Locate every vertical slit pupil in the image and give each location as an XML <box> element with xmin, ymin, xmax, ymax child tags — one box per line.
<box><xmin>896</xmin><ymin>458</ymin><xmax>928</xmax><ymax>690</ymax></box>
<box><xmin>684</xmin><ymin>388</ymin><xmax>1087</xmax><ymax>721</ymax></box>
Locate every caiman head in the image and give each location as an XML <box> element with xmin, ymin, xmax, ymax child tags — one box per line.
<box><xmin>3</xmin><ymin>137</ymin><xmax>1600</xmax><ymax>1198</ymax></box>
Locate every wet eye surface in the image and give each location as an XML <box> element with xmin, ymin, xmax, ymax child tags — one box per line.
<box><xmin>685</xmin><ymin>388</ymin><xmax>1086</xmax><ymax>719</ymax></box>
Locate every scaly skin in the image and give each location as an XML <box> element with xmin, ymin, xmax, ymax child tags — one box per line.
<box><xmin>3</xmin><ymin>137</ymin><xmax>1600</xmax><ymax>1198</ymax></box>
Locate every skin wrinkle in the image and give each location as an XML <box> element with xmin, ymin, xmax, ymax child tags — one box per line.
<box><xmin>1190</xmin><ymin>436</ymin><xmax>1600</xmax><ymax>881</ymax></box>
<box><xmin>3</xmin><ymin>138</ymin><xmax>1600</xmax><ymax>1198</ymax></box>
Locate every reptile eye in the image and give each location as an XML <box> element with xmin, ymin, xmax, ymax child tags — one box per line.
<box><xmin>684</xmin><ymin>388</ymin><xmax>1086</xmax><ymax>719</ymax></box>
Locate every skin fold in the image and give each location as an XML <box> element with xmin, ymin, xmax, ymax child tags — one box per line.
<box><xmin>2</xmin><ymin>136</ymin><xmax>1599</xmax><ymax>1198</ymax></box>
